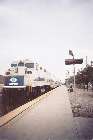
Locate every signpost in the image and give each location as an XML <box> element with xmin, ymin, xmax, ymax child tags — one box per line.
<box><xmin>65</xmin><ymin>50</ymin><xmax>83</xmax><ymax>89</ymax></box>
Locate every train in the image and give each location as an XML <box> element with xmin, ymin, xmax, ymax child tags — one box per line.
<box><xmin>3</xmin><ymin>59</ymin><xmax>60</xmax><ymax>99</ymax></box>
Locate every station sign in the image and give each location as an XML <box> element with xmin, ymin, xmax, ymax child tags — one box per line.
<box><xmin>65</xmin><ymin>59</ymin><xmax>83</xmax><ymax>65</ymax></box>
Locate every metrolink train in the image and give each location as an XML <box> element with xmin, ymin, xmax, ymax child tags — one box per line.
<box><xmin>3</xmin><ymin>59</ymin><xmax>60</xmax><ymax>99</ymax></box>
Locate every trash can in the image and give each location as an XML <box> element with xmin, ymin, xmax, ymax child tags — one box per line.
<box><xmin>69</xmin><ymin>87</ymin><xmax>73</xmax><ymax>92</ymax></box>
<box><xmin>69</xmin><ymin>85</ymin><xmax>73</xmax><ymax>92</ymax></box>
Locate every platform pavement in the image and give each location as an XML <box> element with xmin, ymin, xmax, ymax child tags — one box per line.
<box><xmin>0</xmin><ymin>86</ymin><xmax>80</xmax><ymax>140</ymax></box>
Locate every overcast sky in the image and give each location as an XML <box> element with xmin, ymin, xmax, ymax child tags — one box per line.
<box><xmin>0</xmin><ymin>0</ymin><xmax>93</xmax><ymax>81</ymax></box>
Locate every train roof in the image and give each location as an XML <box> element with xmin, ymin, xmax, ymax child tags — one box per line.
<box><xmin>11</xmin><ymin>59</ymin><xmax>36</xmax><ymax>65</ymax></box>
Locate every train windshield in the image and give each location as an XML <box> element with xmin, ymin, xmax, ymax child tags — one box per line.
<box><xmin>11</xmin><ymin>64</ymin><xmax>17</xmax><ymax>67</ymax></box>
<box><xmin>18</xmin><ymin>61</ymin><xmax>24</xmax><ymax>67</ymax></box>
<box><xmin>25</xmin><ymin>63</ymin><xmax>34</xmax><ymax>68</ymax></box>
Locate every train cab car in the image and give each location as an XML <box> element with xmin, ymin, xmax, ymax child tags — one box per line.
<box><xmin>3</xmin><ymin>59</ymin><xmax>54</xmax><ymax>100</ymax></box>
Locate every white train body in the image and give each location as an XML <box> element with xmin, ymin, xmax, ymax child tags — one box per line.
<box><xmin>3</xmin><ymin>59</ymin><xmax>56</xmax><ymax>96</ymax></box>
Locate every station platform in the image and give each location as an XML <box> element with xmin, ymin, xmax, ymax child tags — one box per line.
<box><xmin>0</xmin><ymin>86</ymin><xmax>79</xmax><ymax>140</ymax></box>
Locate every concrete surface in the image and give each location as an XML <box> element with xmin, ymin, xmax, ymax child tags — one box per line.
<box><xmin>0</xmin><ymin>89</ymin><xmax>52</xmax><ymax>127</ymax></box>
<box><xmin>0</xmin><ymin>86</ymin><xmax>79</xmax><ymax>140</ymax></box>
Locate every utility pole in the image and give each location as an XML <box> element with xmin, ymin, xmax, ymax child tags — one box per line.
<box><xmin>91</xmin><ymin>61</ymin><xmax>93</xmax><ymax>66</ymax></box>
<box><xmin>69</xmin><ymin>50</ymin><xmax>75</xmax><ymax>89</ymax></box>
<box><xmin>73</xmin><ymin>55</ymin><xmax>75</xmax><ymax>89</ymax></box>
<box><xmin>86</xmin><ymin>56</ymin><xmax>88</xmax><ymax>67</ymax></box>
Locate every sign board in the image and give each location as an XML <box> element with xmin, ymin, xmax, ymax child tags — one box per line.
<box><xmin>65</xmin><ymin>59</ymin><xmax>83</xmax><ymax>65</ymax></box>
<box><xmin>5</xmin><ymin>76</ymin><xmax>24</xmax><ymax>86</ymax></box>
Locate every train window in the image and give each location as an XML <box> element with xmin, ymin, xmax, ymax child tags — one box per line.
<box><xmin>40</xmin><ymin>67</ymin><xmax>42</xmax><ymax>70</ymax></box>
<box><xmin>25</xmin><ymin>71</ymin><xmax>32</xmax><ymax>74</ymax></box>
<box><xmin>28</xmin><ymin>71</ymin><xmax>32</xmax><ymax>74</ymax></box>
<box><xmin>5</xmin><ymin>72</ymin><xmax>10</xmax><ymax>75</ymax></box>
<box><xmin>36</xmin><ymin>63</ymin><xmax>38</xmax><ymax>70</ymax></box>
<box><xmin>11</xmin><ymin>64</ymin><xmax>17</xmax><ymax>67</ymax></box>
<box><xmin>18</xmin><ymin>61</ymin><xmax>24</xmax><ymax>67</ymax></box>
<box><xmin>25</xmin><ymin>63</ymin><xmax>34</xmax><ymax>68</ymax></box>
<box><xmin>44</xmin><ymin>69</ymin><xmax>46</xmax><ymax>72</ymax></box>
<box><xmin>15</xmin><ymin>68</ymin><xmax>18</xmax><ymax>73</ymax></box>
<box><xmin>29</xmin><ymin>71</ymin><xmax>32</xmax><ymax>74</ymax></box>
<box><xmin>34</xmin><ymin>77</ymin><xmax>45</xmax><ymax>81</ymax></box>
<box><xmin>39</xmin><ymin>78</ymin><xmax>45</xmax><ymax>81</ymax></box>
